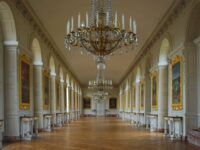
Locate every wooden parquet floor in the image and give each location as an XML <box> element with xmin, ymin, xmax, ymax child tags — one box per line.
<box><xmin>2</xmin><ymin>117</ymin><xmax>200</xmax><ymax>150</ymax></box>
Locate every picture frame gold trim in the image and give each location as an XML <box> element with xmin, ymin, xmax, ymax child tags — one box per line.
<box><xmin>170</xmin><ymin>55</ymin><xmax>183</xmax><ymax>111</ymax></box>
<box><xmin>43</xmin><ymin>70</ymin><xmax>50</xmax><ymax>110</ymax></box>
<box><xmin>140</xmin><ymin>80</ymin><xmax>145</xmax><ymax>110</ymax></box>
<box><xmin>19</xmin><ymin>55</ymin><xmax>32</xmax><ymax>110</ymax></box>
<box><xmin>151</xmin><ymin>71</ymin><xmax>158</xmax><ymax>111</ymax></box>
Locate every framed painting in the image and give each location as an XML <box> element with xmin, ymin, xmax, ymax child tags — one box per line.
<box><xmin>132</xmin><ymin>85</ymin><xmax>136</xmax><ymax>109</ymax></box>
<box><xmin>64</xmin><ymin>85</ymin><xmax>67</xmax><ymax>110</ymax></box>
<box><xmin>170</xmin><ymin>56</ymin><xmax>183</xmax><ymax>111</ymax></box>
<box><xmin>83</xmin><ymin>97</ymin><xmax>91</xmax><ymax>109</ymax></box>
<box><xmin>43</xmin><ymin>71</ymin><xmax>49</xmax><ymax>110</ymax></box>
<box><xmin>140</xmin><ymin>81</ymin><xmax>144</xmax><ymax>110</ymax></box>
<box><xmin>56</xmin><ymin>81</ymin><xmax>60</xmax><ymax>110</ymax></box>
<box><xmin>109</xmin><ymin>97</ymin><xmax>117</xmax><ymax>109</ymax></box>
<box><xmin>19</xmin><ymin>55</ymin><xmax>31</xmax><ymax>110</ymax></box>
<box><xmin>151</xmin><ymin>72</ymin><xmax>158</xmax><ymax>111</ymax></box>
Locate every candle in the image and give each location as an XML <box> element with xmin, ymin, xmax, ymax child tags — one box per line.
<box><xmin>66</xmin><ymin>20</ymin><xmax>70</xmax><ymax>34</ymax></box>
<box><xmin>133</xmin><ymin>20</ymin><xmax>137</xmax><ymax>34</ymax></box>
<box><xmin>114</xmin><ymin>12</ymin><xmax>118</xmax><ymax>28</ymax></box>
<box><xmin>106</xmin><ymin>12</ymin><xmax>109</xmax><ymax>26</ymax></box>
<box><xmin>78</xmin><ymin>12</ymin><xmax>81</xmax><ymax>28</ymax></box>
<box><xmin>129</xmin><ymin>16</ymin><xmax>132</xmax><ymax>31</ymax></box>
<box><xmin>96</xmin><ymin>13</ymin><xmax>99</xmax><ymax>27</ymax></box>
<box><xmin>122</xmin><ymin>14</ymin><xmax>125</xmax><ymax>30</ymax></box>
<box><xmin>71</xmin><ymin>16</ymin><xmax>74</xmax><ymax>31</ymax></box>
<box><xmin>86</xmin><ymin>12</ymin><xmax>89</xmax><ymax>27</ymax></box>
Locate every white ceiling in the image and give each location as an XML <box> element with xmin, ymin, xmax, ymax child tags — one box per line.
<box><xmin>27</xmin><ymin>0</ymin><xmax>175</xmax><ymax>86</ymax></box>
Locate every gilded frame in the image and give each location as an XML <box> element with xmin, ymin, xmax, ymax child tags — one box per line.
<box><xmin>140</xmin><ymin>80</ymin><xmax>145</xmax><ymax>110</ymax></box>
<box><xmin>43</xmin><ymin>70</ymin><xmax>50</xmax><ymax>110</ymax></box>
<box><xmin>56</xmin><ymin>80</ymin><xmax>60</xmax><ymax>110</ymax></box>
<box><xmin>170</xmin><ymin>55</ymin><xmax>183</xmax><ymax>111</ymax></box>
<box><xmin>19</xmin><ymin>55</ymin><xmax>31</xmax><ymax>110</ymax></box>
<box><xmin>151</xmin><ymin>71</ymin><xmax>158</xmax><ymax>111</ymax></box>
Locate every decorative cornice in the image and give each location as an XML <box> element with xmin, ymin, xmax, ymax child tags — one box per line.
<box><xmin>119</xmin><ymin>0</ymin><xmax>189</xmax><ymax>85</ymax></box>
<box><xmin>10</xmin><ymin>0</ymin><xmax>82</xmax><ymax>87</ymax></box>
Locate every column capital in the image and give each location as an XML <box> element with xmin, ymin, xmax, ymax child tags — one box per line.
<box><xmin>33</xmin><ymin>61</ymin><xmax>43</xmax><ymax>66</ymax></box>
<box><xmin>4</xmin><ymin>41</ymin><xmax>18</xmax><ymax>49</ymax></box>
<box><xmin>50</xmin><ymin>72</ymin><xmax>56</xmax><ymax>77</ymax></box>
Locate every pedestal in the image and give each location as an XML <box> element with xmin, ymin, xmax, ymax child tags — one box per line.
<box><xmin>20</xmin><ymin>117</ymin><xmax>33</xmax><ymax>141</ymax></box>
<box><xmin>43</xmin><ymin>115</ymin><xmax>52</xmax><ymax>132</ymax></box>
<box><xmin>0</xmin><ymin>120</ymin><xmax>4</xmax><ymax>149</ymax></box>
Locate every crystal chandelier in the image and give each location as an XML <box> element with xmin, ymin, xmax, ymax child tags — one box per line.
<box><xmin>88</xmin><ymin>56</ymin><xmax>113</xmax><ymax>90</ymax></box>
<box><xmin>64</xmin><ymin>0</ymin><xmax>138</xmax><ymax>56</ymax></box>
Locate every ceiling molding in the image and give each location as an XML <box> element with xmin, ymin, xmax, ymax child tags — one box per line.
<box><xmin>10</xmin><ymin>0</ymin><xmax>82</xmax><ymax>86</ymax></box>
<box><xmin>119</xmin><ymin>0</ymin><xmax>189</xmax><ymax>85</ymax></box>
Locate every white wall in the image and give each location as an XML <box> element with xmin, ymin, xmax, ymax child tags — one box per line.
<box><xmin>82</xmin><ymin>88</ymin><xmax>119</xmax><ymax>116</ymax></box>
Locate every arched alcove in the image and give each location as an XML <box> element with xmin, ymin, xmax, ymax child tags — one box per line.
<box><xmin>31</xmin><ymin>38</ymin><xmax>43</xmax><ymax>65</ymax></box>
<box><xmin>158</xmin><ymin>38</ymin><xmax>171</xmax><ymax>66</ymax></box>
<box><xmin>49</xmin><ymin>56</ymin><xmax>56</xmax><ymax>75</ymax></box>
<box><xmin>0</xmin><ymin>1</ymin><xmax>17</xmax><ymax>41</ymax></box>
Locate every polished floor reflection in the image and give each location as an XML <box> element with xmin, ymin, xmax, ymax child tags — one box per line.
<box><xmin>2</xmin><ymin>117</ymin><xmax>199</xmax><ymax>150</ymax></box>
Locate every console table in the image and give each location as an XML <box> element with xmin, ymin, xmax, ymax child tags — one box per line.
<box><xmin>146</xmin><ymin>114</ymin><xmax>158</xmax><ymax>132</ymax></box>
<box><xmin>0</xmin><ymin>120</ymin><xmax>4</xmax><ymax>149</ymax></box>
<box><xmin>33</xmin><ymin>117</ymin><xmax>39</xmax><ymax>136</ymax></box>
<box><xmin>43</xmin><ymin>114</ymin><xmax>53</xmax><ymax>132</ymax></box>
<box><xmin>20</xmin><ymin>116</ymin><xmax>33</xmax><ymax>141</ymax></box>
<box><xmin>56</xmin><ymin>113</ymin><xmax>63</xmax><ymax>127</ymax></box>
<box><xmin>164</xmin><ymin>116</ymin><xmax>183</xmax><ymax>139</ymax></box>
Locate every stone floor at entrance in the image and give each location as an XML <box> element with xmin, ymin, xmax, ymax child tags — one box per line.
<box><xmin>2</xmin><ymin>117</ymin><xmax>199</xmax><ymax>150</ymax></box>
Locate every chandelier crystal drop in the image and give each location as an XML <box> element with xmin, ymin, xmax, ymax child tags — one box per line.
<box><xmin>64</xmin><ymin>0</ymin><xmax>138</xmax><ymax>56</ymax></box>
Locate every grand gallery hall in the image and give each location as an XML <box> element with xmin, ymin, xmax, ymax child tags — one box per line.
<box><xmin>0</xmin><ymin>0</ymin><xmax>200</xmax><ymax>149</ymax></box>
